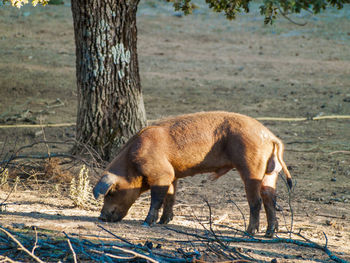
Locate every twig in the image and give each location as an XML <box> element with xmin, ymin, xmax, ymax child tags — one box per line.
<box><xmin>203</xmin><ymin>200</ymin><xmax>256</xmax><ymax>261</ymax></box>
<box><xmin>72</xmin><ymin>138</ymin><xmax>105</xmax><ymax>165</ymax></box>
<box><xmin>329</xmin><ymin>151</ymin><xmax>350</xmax><ymax>155</ymax></box>
<box><xmin>294</xmin><ymin>231</ymin><xmax>347</xmax><ymax>263</ymax></box>
<box><xmin>90</xmin><ymin>249</ymin><xmax>137</xmax><ymax>260</ymax></box>
<box><xmin>323</xmin><ymin>232</ymin><xmax>328</xmax><ymax>249</ymax></box>
<box><xmin>0</xmin><ymin>123</ymin><xmax>75</xmax><ymax>128</ymax></box>
<box><xmin>40</xmin><ymin>120</ymin><xmax>51</xmax><ymax>160</ymax></box>
<box><xmin>166</xmin><ymin>226</ymin><xmax>348</xmax><ymax>263</ymax></box>
<box><xmin>0</xmin><ymin>153</ymin><xmax>90</xmax><ymax>167</ymax></box>
<box><xmin>277</xmin><ymin>6</ymin><xmax>308</xmax><ymax>26</ymax></box>
<box><xmin>213</xmin><ymin>224</ymin><xmax>247</xmax><ymax>236</ymax></box>
<box><xmin>0</xmin><ymin>140</ymin><xmax>74</xmax><ymax>165</ymax></box>
<box><xmin>287</xmin><ymin>188</ymin><xmax>294</xmax><ymax>236</ymax></box>
<box><xmin>227</xmin><ymin>197</ymin><xmax>247</xmax><ymax>232</ymax></box>
<box><xmin>279</xmin><ymin>172</ymin><xmax>295</xmax><ymax>236</ymax></box>
<box><xmin>204</xmin><ymin>200</ymin><xmax>228</xmax><ymax>249</ymax></box>
<box><xmin>0</xmin><ymin>179</ymin><xmax>17</xmax><ymax>208</ymax></box>
<box><xmin>286</xmin><ymin>140</ymin><xmax>314</xmax><ymax>144</ymax></box>
<box><xmin>257</xmin><ymin>115</ymin><xmax>350</xmax><ymax>121</ymax></box>
<box><xmin>97</xmin><ymin>224</ymin><xmax>135</xmax><ymax>247</ymax></box>
<box><xmin>63</xmin><ymin>232</ymin><xmax>78</xmax><ymax>263</ymax></box>
<box><xmin>0</xmin><ymin>226</ymin><xmax>45</xmax><ymax>263</ymax></box>
<box><xmin>317</xmin><ymin>213</ymin><xmax>346</xmax><ymax>220</ymax></box>
<box><xmin>0</xmin><ymin>255</ymin><xmax>17</xmax><ymax>263</ymax></box>
<box><xmin>31</xmin><ymin>226</ymin><xmax>39</xmax><ymax>255</ymax></box>
<box><xmin>0</xmin><ymin>137</ymin><xmax>8</xmax><ymax>168</ymax></box>
<box><xmin>0</xmin><ymin>115</ymin><xmax>349</xmax><ymax>129</ymax></box>
<box><xmin>0</xmin><ymin>139</ymin><xmax>103</xmax><ymax>172</ymax></box>
<box><xmin>112</xmin><ymin>245</ymin><xmax>159</xmax><ymax>263</ymax></box>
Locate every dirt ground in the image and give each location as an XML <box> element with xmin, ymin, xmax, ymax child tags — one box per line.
<box><xmin>0</xmin><ymin>0</ymin><xmax>350</xmax><ymax>262</ymax></box>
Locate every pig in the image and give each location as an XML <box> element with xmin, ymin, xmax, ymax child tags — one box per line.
<box><xmin>93</xmin><ymin>111</ymin><xmax>292</xmax><ymax>237</ymax></box>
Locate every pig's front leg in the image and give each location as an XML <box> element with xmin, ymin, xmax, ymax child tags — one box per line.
<box><xmin>143</xmin><ymin>185</ymin><xmax>169</xmax><ymax>226</ymax></box>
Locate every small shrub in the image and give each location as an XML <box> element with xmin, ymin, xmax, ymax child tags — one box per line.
<box><xmin>0</xmin><ymin>167</ymin><xmax>9</xmax><ymax>187</ymax></box>
<box><xmin>69</xmin><ymin>165</ymin><xmax>102</xmax><ymax>208</ymax></box>
<box><xmin>13</xmin><ymin>176</ymin><xmax>20</xmax><ymax>192</ymax></box>
<box><xmin>44</xmin><ymin>158</ymin><xmax>72</xmax><ymax>183</ymax></box>
<box><xmin>1</xmin><ymin>167</ymin><xmax>20</xmax><ymax>192</ymax></box>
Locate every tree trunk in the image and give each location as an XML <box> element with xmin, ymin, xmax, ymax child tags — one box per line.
<box><xmin>71</xmin><ymin>0</ymin><xmax>146</xmax><ymax>161</ymax></box>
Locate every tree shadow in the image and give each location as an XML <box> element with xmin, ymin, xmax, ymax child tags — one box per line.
<box><xmin>1</xmin><ymin>210</ymin><xmax>98</xmax><ymax>222</ymax></box>
<box><xmin>1</xmin><ymin>209</ymin><xmax>346</xmax><ymax>262</ymax></box>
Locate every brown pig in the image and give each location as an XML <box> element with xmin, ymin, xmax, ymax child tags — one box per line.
<box><xmin>93</xmin><ymin>111</ymin><xmax>292</xmax><ymax>237</ymax></box>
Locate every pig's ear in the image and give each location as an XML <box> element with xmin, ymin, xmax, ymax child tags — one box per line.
<box><xmin>93</xmin><ymin>173</ymin><xmax>119</xmax><ymax>199</ymax></box>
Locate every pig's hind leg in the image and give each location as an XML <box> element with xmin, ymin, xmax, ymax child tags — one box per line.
<box><xmin>237</xmin><ymin>163</ymin><xmax>266</xmax><ymax>236</ymax></box>
<box><xmin>159</xmin><ymin>179</ymin><xmax>178</xmax><ymax>224</ymax></box>
<box><xmin>261</xmin><ymin>155</ymin><xmax>281</xmax><ymax>237</ymax></box>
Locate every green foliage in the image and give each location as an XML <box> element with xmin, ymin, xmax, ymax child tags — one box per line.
<box><xmin>168</xmin><ymin>0</ymin><xmax>198</xmax><ymax>15</ymax></box>
<box><xmin>259</xmin><ymin>0</ymin><xmax>349</xmax><ymax>24</ymax></box>
<box><xmin>1</xmin><ymin>0</ymin><xmax>48</xmax><ymax>8</ymax></box>
<box><xmin>205</xmin><ymin>0</ymin><xmax>250</xmax><ymax>20</ymax></box>
<box><xmin>169</xmin><ymin>0</ymin><xmax>350</xmax><ymax>23</ymax></box>
<box><xmin>4</xmin><ymin>0</ymin><xmax>349</xmax><ymax>23</ymax></box>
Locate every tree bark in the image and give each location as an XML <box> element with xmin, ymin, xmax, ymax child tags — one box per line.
<box><xmin>71</xmin><ymin>0</ymin><xmax>146</xmax><ymax>161</ymax></box>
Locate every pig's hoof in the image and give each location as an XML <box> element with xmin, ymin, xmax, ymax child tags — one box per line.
<box><xmin>246</xmin><ymin>224</ymin><xmax>259</xmax><ymax>236</ymax></box>
<box><xmin>264</xmin><ymin>229</ymin><xmax>275</xmax><ymax>238</ymax></box>
<box><xmin>158</xmin><ymin>214</ymin><xmax>173</xmax><ymax>224</ymax></box>
<box><xmin>142</xmin><ymin>222</ymin><xmax>151</xmax><ymax>227</ymax></box>
<box><xmin>98</xmin><ymin>216</ymin><xmax>107</xmax><ymax>222</ymax></box>
<box><xmin>158</xmin><ymin>219</ymin><xmax>170</xmax><ymax>224</ymax></box>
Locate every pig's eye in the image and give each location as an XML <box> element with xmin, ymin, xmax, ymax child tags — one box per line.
<box><xmin>107</xmin><ymin>184</ymin><xmax>119</xmax><ymax>195</ymax></box>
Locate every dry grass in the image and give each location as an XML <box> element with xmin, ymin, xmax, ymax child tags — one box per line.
<box><xmin>0</xmin><ymin>167</ymin><xmax>9</xmax><ymax>187</ymax></box>
<box><xmin>69</xmin><ymin>165</ymin><xmax>102</xmax><ymax>209</ymax></box>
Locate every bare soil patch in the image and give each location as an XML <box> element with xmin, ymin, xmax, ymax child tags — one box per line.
<box><xmin>0</xmin><ymin>1</ymin><xmax>349</xmax><ymax>262</ymax></box>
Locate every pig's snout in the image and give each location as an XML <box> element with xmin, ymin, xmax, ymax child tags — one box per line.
<box><xmin>98</xmin><ymin>210</ymin><xmax>124</xmax><ymax>222</ymax></box>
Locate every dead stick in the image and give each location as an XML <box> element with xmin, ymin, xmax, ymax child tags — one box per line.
<box><xmin>40</xmin><ymin>120</ymin><xmax>51</xmax><ymax>160</ymax></box>
<box><xmin>0</xmin><ymin>255</ymin><xmax>17</xmax><ymax>263</ymax></box>
<box><xmin>90</xmin><ymin>249</ymin><xmax>137</xmax><ymax>260</ymax></box>
<box><xmin>0</xmin><ymin>226</ymin><xmax>45</xmax><ymax>263</ymax></box>
<box><xmin>97</xmin><ymin>224</ymin><xmax>135</xmax><ymax>246</ymax></box>
<box><xmin>31</xmin><ymin>227</ymin><xmax>39</xmax><ymax>255</ymax></box>
<box><xmin>0</xmin><ymin>123</ymin><xmax>75</xmax><ymax>128</ymax></box>
<box><xmin>0</xmin><ymin>182</ymin><xmax>17</xmax><ymax>209</ymax></box>
<box><xmin>227</xmin><ymin>197</ymin><xmax>247</xmax><ymax>232</ymax></box>
<box><xmin>317</xmin><ymin>213</ymin><xmax>346</xmax><ymax>220</ymax></box>
<box><xmin>112</xmin><ymin>245</ymin><xmax>159</xmax><ymax>263</ymax></box>
<box><xmin>329</xmin><ymin>151</ymin><xmax>350</xmax><ymax>155</ymax></box>
<box><xmin>204</xmin><ymin>200</ymin><xmax>254</xmax><ymax>261</ymax></box>
<box><xmin>63</xmin><ymin>232</ymin><xmax>77</xmax><ymax>263</ymax></box>
<box><xmin>0</xmin><ymin>115</ymin><xmax>348</xmax><ymax>129</ymax></box>
<box><xmin>166</xmin><ymin>226</ymin><xmax>347</xmax><ymax>263</ymax></box>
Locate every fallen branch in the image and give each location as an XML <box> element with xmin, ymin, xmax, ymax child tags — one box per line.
<box><xmin>63</xmin><ymin>232</ymin><xmax>78</xmax><ymax>263</ymax></box>
<box><xmin>0</xmin><ymin>226</ymin><xmax>45</xmax><ymax>263</ymax></box>
<box><xmin>164</xmin><ymin>226</ymin><xmax>347</xmax><ymax>263</ymax></box>
<box><xmin>112</xmin><ymin>245</ymin><xmax>159</xmax><ymax>263</ymax></box>
<box><xmin>329</xmin><ymin>151</ymin><xmax>350</xmax><ymax>155</ymax></box>
<box><xmin>0</xmin><ymin>123</ymin><xmax>75</xmax><ymax>129</ymax></box>
<box><xmin>31</xmin><ymin>227</ymin><xmax>39</xmax><ymax>255</ymax></box>
<box><xmin>0</xmin><ymin>255</ymin><xmax>17</xmax><ymax>263</ymax></box>
<box><xmin>90</xmin><ymin>248</ymin><xmax>137</xmax><ymax>260</ymax></box>
<box><xmin>277</xmin><ymin>6</ymin><xmax>309</xmax><ymax>26</ymax></box>
<box><xmin>257</xmin><ymin>115</ymin><xmax>350</xmax><ymax>121</ymax></box>
<box><xmin>0</xmin><ymin>115</ymin><xmax>349</xmax><ymax>130</ymax></box>
<box><xmin>97</xmin><ymin>224</ymin><xmax>135</xmax><ymax>247</ymax></box>
<box><xmin>0</xmin><ymin>139</ymin><xmax>106</xmax><ymax>176</ymax></box>
<box><xmin>0</xmin><ymin>153</ymin><xmax>74</xmax><ymax>165</ymax></box>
